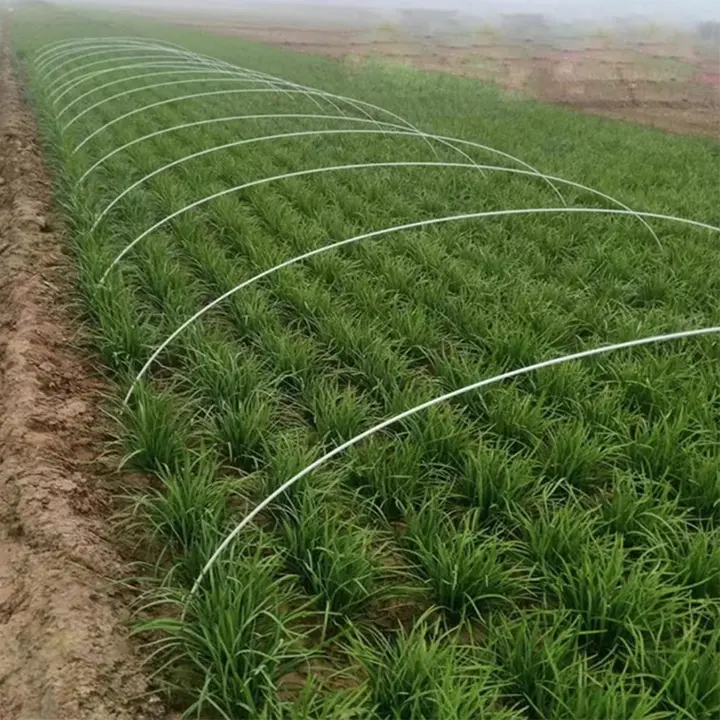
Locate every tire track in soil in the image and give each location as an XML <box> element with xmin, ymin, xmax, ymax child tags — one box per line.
<box><xmin>0</xmin><ymin>22</ymin><xmax>162</xmax><ymax>720</ymax></box>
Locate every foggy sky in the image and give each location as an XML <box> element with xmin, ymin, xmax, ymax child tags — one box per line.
<box><xmin>58</xmin><ymin>0</ymin><xmax>720</xmax><ymax>22</ymax></box>
<box><xmin>257</xmin><ymin>0</ymin><xmax>719</xmax><ymax>22</ymax></box>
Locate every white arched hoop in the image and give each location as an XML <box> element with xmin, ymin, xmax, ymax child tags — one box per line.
<box><xmin>96</xmin><ymin>162</ymin><xmax>511</xmax><ymax>279</ymax></box>
<box><xmin>35</xmin><ymin>40</ymin><xmax>183</xmax><ymax>73</ymax></box>
<box><xmin>71</xmin><ymin>115</ymin><xmax>657</xmax><ymax>244</ymax></box>
<box><xmin>41</xmin><ymin>45</ymin><xmax>191</xmax><ymax>82</ymax></box>
<box><xmin>74</xmin><ymin>114</ymin><xmax>390</xmax><ymax>183</ymax></box>
<box><xmin>67</xmin><ymin>87</ymin><xmax>551</xmax><ymax>199</ymax></box>
<box><xmin>50</xmin><ymin>59</ymin><xmax>238</xmax><ymax>105</ymax></box>
<box><xmin>37</xmin><ymin>38</ymin><xmax>338</xmax><ymax>123</ymax></box>
<box><xmin>41</xmin><ymin>41</ymin><xmax>257</xmax><ymax>90</ymax></box>
<box><xmin>34</xmin><ymin>37</ymin><xmax>216</xmax><ymax>74</ymax></box>
<box><xmin>39</xmin><ymin>36</ymin><xmax>547</xmax><ymax>187</ymax></box>
<box><xmin>37</xmin><ymin>37</ymin><xmax>346</xmax><ymax>122</ymax></box>
<box><xmin>35</xmin><ymin>36</ymin><xmax>188</xmax><ymax>60</ymax></box>
<box><xmin>43</xmin><ymin>48</ymin><xmax>207</xmax><ymax>90</ymax></box>
<box><xmin>89</xmin><ymin>137</ymin><xmax>657</xmax><ymax>247</ymax></box>
<box><xmin>188</xmin><ymin>324</ymin><xmax>720</xmax><ymax>597</ymax></box>
<box><xmin>63</xmin><ymin>76</ymin><xmax>289</xmax><ymax>130</ymax></box>
<box><xmin>73</xmin><ymin>110</ymin><xmax>656</xmax><ymax>242</ymax></box>
<box><xmin>38</xmin><ymin>44</ymin><xmax>442</xmax><ymax>177</ymax></box>
<box><xmin>49</xmin><ymin>54</ymin><xmax>209</xmax><ymax>98</ymax></box>
<box><xmin>122</xmin><ymin>205</ymin><xmax>719</xmax><ymax>404</ymax></box>
<box><xmin>57</xmin><ymin>69</ymin><xmax>257</xmax><ymax>120</ymax></box>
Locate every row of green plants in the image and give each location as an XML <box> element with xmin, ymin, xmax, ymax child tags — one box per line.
<box><xmin>11</xmin><ymin>7</ymin><xmax>720</xmax><ymax>717</ymax></box>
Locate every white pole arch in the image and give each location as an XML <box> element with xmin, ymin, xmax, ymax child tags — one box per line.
<box><xmin>41</xmin><ymin>45</ymin><xmax>191</xmax><ymax>82</ymax></box>
<box><xmin>39</xmin><ymin>35</ymin><xmax>555</xmax><ymax>190</ymax></box>
<box><xmin>48</xmin><ymin>55</ymin><xmax>208</xmax><ymax>98</ymax></box>
<box><xmin>35</xmin><ymin>34</ymin><xmax>419</xmax><ymax>148</ymax></box>
<box><xmin>67</xmin><ymin>87</ymin><xmax>552</xmax><ymax>199</ymax></box>
<box><xmin>63</xmin><ymin>77</ymin><xmax>291</xmax><ymax>131</ymax></box>
<box><xmin>96</xmin><ymin>162</ymin><xmax>519</xmax><ymax>279</ymax></box>
<box><xmin>39</xmin><ymin>52</ymin><xmax>415</xmax><ymax>164</ymax></box>
<box><xmin>188</xmin><ymin>324</ymin><xmax>720</xmax><ymax>597</ymax></box>
<box><xmin>56</xmin><ymin>68</ymin><xmax>273</xmax><ymax>120</ymax></box>
<box><xmin>35</xmin><ymin>36</ymin><xmax>213</xmax><ymax>71</ymax></box>
<box><xmin>88</xmin><ymin>138</ymin><xmax>659</xmax><ymax>246</ymax></box>
<box><xmin>74</xmin><ymin>114</ymin><xmax>392</xmax><ymax>183</ymax></box>
<box><xmin>73</xmin><ymin>113</ymin><xmax>656</xmax><ymax>242</ymax></box>
<box><xmin>50</xmin><ymin>60</ymin><xmax>238</xmax><ymax>105</ymax></box>
<box><xmin>35</xmin><ymin>40</ymin><xmax>180</xmax><ymax>72</ymax></box>
<box><xmin>40</xmin><ymin>41</ymin><xmax>259</xmax><ymax>90</ymax></box>
<box><xmin>36</xmin><ymin>36</ymin><xmax>186</xmax><ymax>56</ymax></box>
<box><xmin>122</xmin><ymin>205</ymin><xmax>720</xmax><ymax>404</ymax></box>
<box><xmin>38</xmin><ymin>50</ymin><xmax>363</xmax><ymax>139</ymax></box>
<box><xmin>54</xmin><ymin>63</ymin><xmax>328</xmax><ymax>125</ymax></box>
<box><xmin>36</xmin><ymin>37</ymin><xmax>342</xmax><ymax>120</ymax></box>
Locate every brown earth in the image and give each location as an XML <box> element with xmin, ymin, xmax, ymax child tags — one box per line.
<box><xmin>0</xmin><ymin>22</ymin><xmax>162</xmax><ymax>720</ymax></box>
<box><xmin>151</xmin><ymin>12</ymin><xmax>719</xmax><ymax>138</ymax></box>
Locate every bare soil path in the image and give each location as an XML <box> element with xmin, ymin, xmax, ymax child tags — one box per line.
<box><xmin>0</xmin><ymin>22</ymin><xmax>160</xmax><ymax>720</ymax></box>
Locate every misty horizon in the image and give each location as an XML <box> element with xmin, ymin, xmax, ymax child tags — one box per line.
<box><xmin>55</xmin><ymin>0</ymin><xmax>720</xmax><ymax>23</ymax></box>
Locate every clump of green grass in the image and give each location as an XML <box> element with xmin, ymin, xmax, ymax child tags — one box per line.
<box><xmin>404</xmin><ymin>498</ymin><xmax>531</xmax><ymax>620</ymax></box>
<box><xmin>211</xmin><ymin>392</ymin><xmax>276</xmax><ymax>470</ymax></box>
<box><xmin>651</xmin><ymin>524</ymin><xmax>720</xmax><ymax>600</ymax></box>
<box><xmin>404</xmin><ymin>404</ymin><xmax>473</xmax><ymax>471</ymax></box>
<box><xmin>455</xmin><ymin>443</ymin><xmax>539</xmax><ymax>524</ymax></box>
<box><xmin>87</xmin><ymin>275</ymin><xmax>156</xmax><ymax>373</ymax></box>
<box><xmin>628</xmin><ymin>617</ymin><xmax>720</xmax><ymax>719</ymax></box>
<box><xmin>551</xmin><ymin>660</ymin><xmax>660</xmax><ymax>720</ymax></box>
<box><xmin>553</xmin><ymin>537</ymin><xmax>685</xmax><ymax>656</ymax></box>
<box><xmin>308</xmin><ymin>378</ymin><xmax>375</xmax><ymax>444</ymax></box>
<box><xmin>255</xmin><ymin>427</ymin><xmax>328</xmax><ymax>521</ymax></box>
<box><xmin>489</xmin><ymin>610</ymin><xmax>582</xmax><ymax>717</ymax></box>
<box><xmin>136</xmin><ymin>544</ymin><xmax>311</xmax><ymax>719</ymax></box>
<box><xmin>599</xmin><ymin>470</ymin><xmax>679</xmax><ymax>547</ymax></box>
<box><xmin>538</xmin><ymin>418</ymin><xmax>612</xmax><ymax>492</ymax></box>
<box><xmin>119</xmin><ymin>383</ymin><xmax>195</xmax><ymax>474</ymax></box>
<box><xmin>348</xmin><ymin>617</ymin><xmax>517</xmax><ymax>719</ymax></box>
<box><xmin>125</xmin><ymin>450</ymin><xmax>238</xmax><ymax>584</ymax></box>
<box><xmin>269</xmin><ymin>678</ymin><xmax>370</xmax><ymax>720</ymax></box>
<box><xmin>280</xmin><ymin>488</ymin><xmax>388</xmax><ymax>620</ymax></box>
<box><xmin>346</xmin><ymin>436</ymin><xmax>438</xmax><ymax>520</ymax></box>
<box><xmin>518</xmin><ymin>496</ymin><xmax>598</xmax><ymax>573</ymax></box>
<box><xmin>489</xmin><ymin>609</ymin><xmax>659</xmax><ymax>717</ymax></box>
<box><xmin>678</xmin><ymin>453</ymin><xmax>720</xmax><ymax>524</ymax></box>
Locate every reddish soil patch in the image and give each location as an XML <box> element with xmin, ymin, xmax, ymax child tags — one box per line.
<box><xmin>0</xmin><ymin>22</ymin><xmax>162</xmax><ymax>719</ymax></box>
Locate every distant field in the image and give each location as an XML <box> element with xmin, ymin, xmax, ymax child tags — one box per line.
<box><xmin>144</xmin><ymin>8</ymin><xmax>720</xmax><ymax>137</ymax></box>
<box><xmin>11</xmin><ymin>3</ymin><xmax>720</xmax><ymax>717</ymax></box>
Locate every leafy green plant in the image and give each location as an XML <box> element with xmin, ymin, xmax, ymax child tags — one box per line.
<box><xmin>405</xmin><ymin>499</ymin><xmax>531</xmax><ymax>619</ymax></box>
<box><xmin>16</xmin><ymin>9</ymin><xmax>720</xmax><ymax>716</ymax></box>
<box><xmin>135</xmin><ymin>545</ymin><xmax>310</xmax><ymax>719</ymax></box>
<box><xmin>281</xmin><ymin>488</ymin><xmax>387</xmax><ymax>620</ymax></box>
<box><xmin>348</xmin><ymin>617</ymin><xmax>512</xmax><ymax>719</ymax></box>
<box><xmin>126</xmin><ymin>450</ymin><xmax>238</xmax><ymax>583</ymax></box>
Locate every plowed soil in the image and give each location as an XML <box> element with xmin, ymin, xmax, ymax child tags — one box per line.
<box><xmin>151</xmin><ymin>11</ymin><xmax>719</xmax><ymax>138</ymax></box>
<box><xmin>0</xmin><ymin>24</ymin><xmax>160</xmax><ymax>720</ymax></box>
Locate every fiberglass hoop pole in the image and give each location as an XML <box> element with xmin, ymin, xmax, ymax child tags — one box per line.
<box><xmin>122</xmin><ymin>205</ymin><xmax>719</xmax><ymax>406</ymax></box>
<box><xmin>187</xmin><ymin>324</ymin><xmax>720</xmax><ymax>598</ymax></box>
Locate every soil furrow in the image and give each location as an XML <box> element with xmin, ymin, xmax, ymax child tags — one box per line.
<box><xmin>0</xmin><ymin>22</ymin><xmax>158</xmax><ymax>720</ymax></box>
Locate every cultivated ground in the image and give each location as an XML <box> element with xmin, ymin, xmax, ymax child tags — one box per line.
<box><xmin>4</xmin><ymin>3</ymin><xmax>720</xmax><ymax>718</ymax></box>
<box><xmin>153</xmin><ymin>11</ymin><xmax>720</xmax><ymax>138</ymax></box>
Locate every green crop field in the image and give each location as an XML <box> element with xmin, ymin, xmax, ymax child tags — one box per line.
<box><xmin>9</xmin><ymin>4</ymin><xmax>720</xmax><ymax>718</ymax></box>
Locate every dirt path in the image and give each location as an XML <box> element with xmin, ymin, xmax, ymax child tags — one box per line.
<box><xmin>0</xmin><ymin>23</ymin><xmax>160</xmax><ymax>720</ymax></box>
